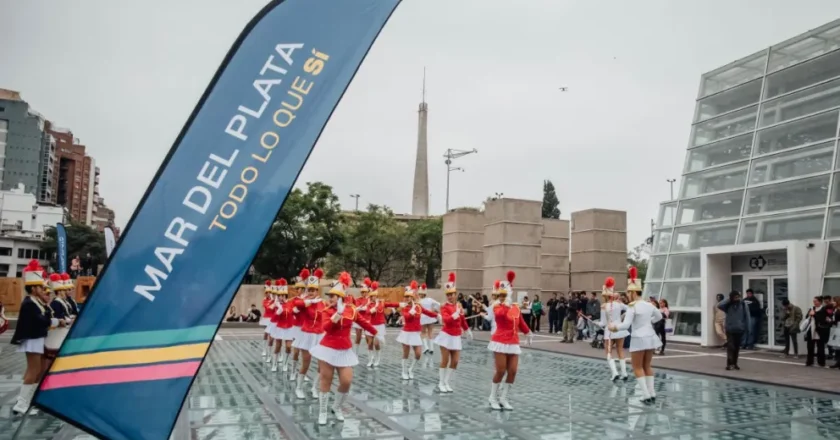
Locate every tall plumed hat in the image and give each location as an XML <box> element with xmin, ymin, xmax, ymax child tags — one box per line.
<box><xmin>328</xmin><ymin>272</ymin><xmax>351</xmax><ymax>297</ymax></box>
<box><xmin>305</xmin><ymin>268</ymin><xmax>323</xmax><ymax>289</ymax></box>
<box><xmin>360</xmin><ymin>277</ymin><xmax>372</xmax><ymax>293</ymax></box>
<box><xmin>23</xmin><ymin>259</ymin><xmax>46</xmax><ymax>287</ymax></box>
<box><xmin>627</xmin><ymin>266</ymin><xmax>642</xmax><ymax>292</ymax></box>
<box><xmin>444</xmin><ymin>272</ymin><xmax>457</xmax><ymax>294</ymax></box>
<box><xmin>404</xmin><ymin>280</ymin><xmax>418</xmax><ymax>297</ymax></box>
<box><xmin>602</xmin><ymin>276</ymin><xmax>616</xmax><ymax>297</ymax></box>
<box><xmin>497</xmin><ymin>271</ymin><xmax>515</xmax><ymax>295</ymax></box>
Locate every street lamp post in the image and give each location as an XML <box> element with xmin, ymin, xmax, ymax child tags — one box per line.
<box><xmin>350</xmin><ymin>194</ymin><xmax>360</xmax><ymax>211</ymax></box>
<box><xmin>444</xmin><ymin>148</ymin><xmax>477</xmax><ymax>212</ymax></box>
<box><xmin>666</xmin><ymin>179</ymin><xmax>676</xmax><ymax>200</ymax></box>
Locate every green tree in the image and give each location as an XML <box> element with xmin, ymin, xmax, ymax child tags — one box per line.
<box><xmin>41</xmin><ymin>222</ymin><xmax>107</xmax><ymax>271</ymax></box>
<box><xmin>408</xmin><ymin>218</ymin><xmax>442</xmax><ymax>287</ymax></box>
<box><xmin>627</xmin><ymin>241</ymin><xmax>650</xmax><ymax>283</ymax></box>
<box><xmin>253</xmin><ymin>182</ymin><xmax>344</xmax><ymax>279</ymax></box>
<box><xmin>542</xmin><ymin>180</ymin><xmax>561</xmax><ymax>219</ymax></box>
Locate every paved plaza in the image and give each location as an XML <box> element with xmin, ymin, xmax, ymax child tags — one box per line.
<box><xmin>2</xmin><ymin>328</ymin><xmax>840</xmax><ymax>439</ymax></box>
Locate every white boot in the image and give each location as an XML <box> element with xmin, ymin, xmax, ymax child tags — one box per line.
<box><xmin>262</xmin><ymin>344</ymin><xmax>267</xmax><ymax>358</ymax></box>
<box><xmin>499</xmin><ymin>383</ymin><xmax>514</xmax><ymax>410</ymax></box>
<box><xmin>366</xmin><ymin>350</ymin><xmax>374</xmax><ymax>368</ymax></box>
<box><xmin>619</xmin><ymin>359</ymin><xmax>628</xmax><ymax>380</ymax></box>
<box><xmin>437</xmin><ymin>368</ymin><xmax>447</xmax><ymax>393</ymax></box>
<box><xmin>281</xmin><ymin>352</ymin><xmax>289</xmax><ymax>372</ymax></box>
<box><xmin>294</xmin><ymin>376</ymin><xmax>306</xmax><ymax>400</ymax></box>
<box><xmin>289</xmin><ymin>361</ymin><xmax>298</xmax><ymax>380</ymax></box>
<box><xmin>271</xmin><ymin>353</ymin><xmax>278</xmax><ymax>372</ymax></box>
<box><xmin>488</xmin><ymin>382</ymin><xmax>501</xmax><ymax>410</ymax></box>
<box><xmin>636</xmin><ymin>377</ymin><xmax>651</xmax><ymax>403</ymax></box>
<box><xmin>607</xmin><ymin>356</ymin><xmax>618</xmax><ymax>381</ymax></box>
<box><xmin>11</xmin><ymin>384</ymin><xmax>31</xmax><ymax>416</ymax></box>
<box><xmin>332</xmin><ymin>392</ymin><xmax>347</xmax><ymax>422</ymax></box>
<box><xmin>265</xmin><ymin>348</ymin><xmax>272</xmax><ymax>363</ymax></box>
<box><xmin>646</xmin><ymin>376</ymin><xmax>656</xmax><ymax>401</ymax></box>
<box><xmin>311</xmin><ymin>374</ymin><xmax>319</xmax><ymax>398</ymax></box>
<box><xmin>373</xmin><ymin>350</ymin><xmax>381</xmax><ymax>367</ymax></box>
<box><xmin>318</xmin><ymin>392</ymin><xmax>329</xmax><ymax>425</ymax></box>
<box><xmin>408</xmin><ymin>358</ymin><xmax>417</xmax><ymax>379</ymax></box>
<box><xmin>444</xmin><ymin>368</ymin><xmax>455</xmax><ymax>393</ymax></box>
<box><xmin>401</xmin><ymin>359</ymin><xmax>409</xmax><ymax>380</ymax></box>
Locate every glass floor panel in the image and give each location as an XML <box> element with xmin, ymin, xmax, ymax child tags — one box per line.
<box><xmin>1</xmin><ymin>331</ymin><xmax>840</xmax><ymax>439</ymax></box>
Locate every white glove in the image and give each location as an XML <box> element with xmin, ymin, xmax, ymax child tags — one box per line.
<box><xmin>399</xmin><ymin>302</ymin><xmax>407</xmax><ymax>308</ymax></box>
<box><xmin>527</xmin><ymin>333</ymin><xmax>533</xmax><ymax>347</ymax></box>
<box><xmin>358</xmin><ymin>306</ymin><xmax>367</xmax><ymax>312</ymax></box>
<box><xmin>336</xmin><ymin>298</ymin><xmax>345</xmax><ymax>314</ymax></box>
<box><xmin>452</xmin><ymin>310</ymin><xmax>460</xmax><ymax>320</ymax></box>
<box><xmin>50</xmin><ymin>318</ymin><xmax>59</xmax><ymax>328</ymax></box>
<box><xmin>292</xmin><ymin>307</ymin><xmax>300</xmax><ymax>314</ymax></box>
<box><xmin>467</xmin><ymin>329</ymin><xmax>474</xmax><ymax>340</ymax></box>
<box><xmin>304</xmin><ymin>298</ymin><xmax>321</xmax><ymax>306</ymax></box>
<box><xmin>409</xmin><ymin>307</ymin><xmax>417</xmax><ymax>316</ymax></box>
<box><xmin>331</xmin><ymin>312</ymin><xmax>341</xmax><ymax>323</ymax></box>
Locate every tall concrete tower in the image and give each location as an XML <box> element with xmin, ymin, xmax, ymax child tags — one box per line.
<box><xmin>411</xmin><ymin>70</ymin><xmax>429</xmax><ymax>216</ymax></box>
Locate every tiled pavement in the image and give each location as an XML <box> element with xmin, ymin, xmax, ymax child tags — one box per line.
<box><xmin>1</xmin><ymin>329</ymin><xmax>840</xmax><ymax>439</ymax></box>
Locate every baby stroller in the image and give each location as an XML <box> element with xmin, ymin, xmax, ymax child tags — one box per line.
<box><xmin>591</xmin><ymin>322</ymin><xmax>605</xmax><ymax>349</ymax></box>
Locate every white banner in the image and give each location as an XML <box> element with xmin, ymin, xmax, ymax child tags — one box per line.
<box><xmin>104</xmin><ymin>226</ymin><xmax>116</xmax><ymax>258</ymax></box>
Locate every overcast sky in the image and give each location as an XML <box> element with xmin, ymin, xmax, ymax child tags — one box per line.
<box><xmin>3</xmin><ymin>0</ymin><xmax>840</xmax><ymax>246</ymax></box>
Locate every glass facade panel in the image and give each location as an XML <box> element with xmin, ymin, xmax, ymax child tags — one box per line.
<box><xmin>764</xmin><ymin>49</ymin><xmax>840</xmax><ymax>99</ymax></box>
<box><xmin>754</xmin><ymin>110</ymin><xmax>838</xmax><ymax>155</ymax></box>
<box><xmin>643</xmin><ymin>281</ymin><xmax>662</xmax><ymax>298</ymax></box>
<box><xmin>759</xmin><ymin>78</ymin><xmax>840</xmax><ymax>128</ymax></box>
<box><xmin>665</xmin><ymin>253</ymin><xmax>701</xmax><ymax>279</ymax></box>
<box><xmin>681</xmin><ymin>164</ymin><xmax>748</xmax><ymax>198</ymax></box>
<box><xmin>823</xmin><ymin>277</ymin><xmax>840</xmax><ymax>296</ymax></box>
<box><xmin>824</xmin><ymin>241</ymin><xmax>840</xmax><ymax>274</ymax></box>
<box><xmin>745</xmin><ymin>174</ymin><xmax>830</xmax><ymax>215</ymax></box>
<box><xmin>653</xmin><ymin>230</ymin><xmax>672</xmax><ymax>254</ymax></box>
<box><xmin>701</xmin><ymin>51</ymin><xmax>767</xmax><ymax>98</ymax></box>
<box><xmin>769</xmin><ymin>27</ymin><xmax>840</xmax><ymax>73</ymax></box>
<box><xmin>657</xmin><ymin>202</ymin><xmax>677</xmax><ymax>228</ymax></box>
<box><xmin>662</xmin><ymin>281</ymin><xmax>701</xmax><ymax>307</ymax></box>
<box><xmin>828</xmin><ymin>209</ymin><xmax>840</xmax><ymax>239</ymax></box>
<box><xmin>690</xmin><ymin>106</ymin><xmax>758</xmax><ymax>147</ymax></box>
<box><xmin>672</xmin><ymin>312</ymin><xmax>701</xmax><ymax>337</ymax></box>
<box><xmin>830</xmin><ymin>172</ymin><xmax>840</xmax><ymax>203</ymax></box>
<box><xmin>695</xmin><ymin>79</ymin><xmax>762</xmax><ymax>122</ymax></box>
<box><xmin>738</xmin><ymin>209</ymin><xmax>825</xmax><ymax>244</ymax></box>
<box><xmin>671</xmin><ymin>221</ymin><xmax>738</xmax><ymax>252</ymax></box>
<box><xmin>647</xmin><ymin>256</ymin><xmax>667</xmax><ymax>280</ymax></box>
<box><xmin>676</xmin><ymin>191</ymin><xmax>744</xmax><ymax>225</ymax></box>
<box><xmin>749</xmin><ymin>141</ymin><xmax>835</xmax><ymax>185</ymax></box>
<box><xmin>684</xmin><ymin>133</ymin><xmax>753</xmax><ymax>173</ymax></box>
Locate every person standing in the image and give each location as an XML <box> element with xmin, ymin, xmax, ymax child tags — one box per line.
<box><xmin>547</xmin><ymin>295</ymin><xmax>557</xmax><ymax>334</ymax></box>
<box><xmin>555</xmin><ymin>295</ymin><xmax>566</xmax><ymax>336</ymax></box>
<box><xmin>718</xmin><ymin>291</ymin><xmax>749</xmax><ymax>371</ymax></box>
<box><xmin>743</xmin><ymin>289</ymin><xmax>763</xmax><ymax>350</ymax></box>
<box><xmin>531</xmin><ymin>295</ymin><xmax>543</xmax><ymax>332</ymax></box>
<box><xmin>805</xmin><ymin>296</ymin><xmax>832</xmax><ymax>367</ymax></box>
<box><xmin>396</xmin><ymin>281</ymin><xmax>438</xmax><ymax>380</ymax></box>
<box><xmin>600</xmin><ymin>276</ymin><xmax>629</xmax><ymax>381</ymax></box>
<box><xmin>714</xmin><ymin>293</ymin><xmax>727</xmax><ymax>348</ymax></box>
<box><xmin>487</xmin><ymin>271</ymin><xmax>532</xmax><ymax>411</ymax></box>
<box><xmin>586</xmin><ymin>291</ymin><xmax>601</xmax><ymax>341</ymax></box>
<box><xmin>291</xmin><ymin>269</ymin><xmax>326</xmax><ymax>399</ymax></box>
<box><xmin>521</xmin><ymin>296</ymin><xmax>532</xmax><ymax>332</ymax></box>
<box><xmin>563</xmin><ymin>294</ymin><xmax>578</xmax><ymax>343</ymax></box>
<box><xmin>418</xmin><ymin>284</ymin><xmax>440</xmax><ymax>354</ymax></box>
<box><xmin>780</xmin><ymin>299</ymin><xmax>802</xmax><ymax>358</ymax></box>
<box><xmin>434</xmin><ymin>273</ymin><xmax>473</xmax><ymax>393</ymax></box>
<box><xmin>656</xmin><ymin>299</ymin><xmax>670</xmax><ymax>355</ymax></box>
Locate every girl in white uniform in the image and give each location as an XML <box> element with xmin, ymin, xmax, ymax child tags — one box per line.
<box><xmin>418</xmin><ymin>284</ymin><xmax>440</xmax><ymax>354</ymax></box>
<box><xmin>609</xmin><ymin>267</ymin><xmax>662</xmax><ymax>404</ymax></box>
<box><xmin>480</xmin><ymin>280</ymin><xmax>501</xmax><ymax>335</ymax></box>
<box><xmin>599</xmin><ymin>276</ymin><xmax>629</xmax><ymax>381</ymax></box>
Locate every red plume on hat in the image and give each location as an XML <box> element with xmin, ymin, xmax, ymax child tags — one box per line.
<box><xmin>363</xmin><ymin>277</ymin><xmax>372</xmax><ymax>288</ymax></box>
<box><xmin>410</xmin><ymin>280</ymin><xmax>418</xmax><ymax>291</ymax></box>
<box><xmin>494</xmin><ymin>280</ymin><xmax>501</xmax><ymax>290</ymax></box>
<box><xmin>605</xmin><ymin>276</ymin><xmax>616</xmax><ymax>289</ymax></box>
<box><xmin>278</xmin><ymin>278</ymin><xmax>288</xmax><ymax>286</ymax></box>
<box><xmin>25</xmin><ymin>259</ymin><xmax>40</xmax><ymax>271</ymax></box>
<box><xmin>421</xmin><ymin>283</ymin><xmax>427</xmax><ymax>290</ymax></box>
<box><xmin>49</xmin><ymin>273</ymin><xmax>61</xmax><ymax>282</ymax></box>
<box><xmin>506</xmin><ymin>270</ymin><xmax>516</xmax><ymax>284</ymax></box>
<box><xmin>300</xmin><ymin>268</ymin><xmax>310</xmax><ymax>279</ymax></box>
<box><xmin>628</xmin><ymin>266</ymin><xmax>638</xmax><ymax>281</ymax></box>
<box><xmin>448</xmin><ymin>272</ymin><xmax>456</xmax><ymax>283</ymax></box>
<box><xmin>371</xmin><ymin>281</ymin><xmax>379</xmax><ymax>290</ymax></box>
<box><xmin>61</xmin><ymin>273</ymin><xmax>70</xmax><ymax>281</ymax></box>
<box><xmin>314</xmin><ymin>268</ymin><xmax>324</xmax><ymax>279</ymax></box>
<box><xmin>338</xmin><ymin>272</ymin><xmax>351</xmax><ymax>287</ymax></box>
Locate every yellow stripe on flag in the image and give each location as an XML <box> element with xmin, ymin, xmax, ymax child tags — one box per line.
<box><xmin>51</xmin><ymin>343</ymin><xmax>210</xmax><ymax>373</ymax></box>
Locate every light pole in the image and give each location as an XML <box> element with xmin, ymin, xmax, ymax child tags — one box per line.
<box><xmin>666</xmin><ymin>179</ymin><xmax>676</xmax><ymax>200</ymax></box>
<box><xmin>350</xmin><ymin>194</ymin><xmax>360</xmax><ymax>211</ymax></box>
<box><xmin>494</xmin><ymin>192</ymin><xmax>504</xmax><ymax>199</ymax></box>
<box><xmin>444</xmin><ymin>148</ymin><xmax>477</xmax><ymax>212</ymax></box>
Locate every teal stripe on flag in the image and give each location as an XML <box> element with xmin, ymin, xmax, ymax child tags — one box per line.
<box><xmin>61</xmin><ymin>325</ymin><xmax>218</xmax><ymax>355</ymax></box>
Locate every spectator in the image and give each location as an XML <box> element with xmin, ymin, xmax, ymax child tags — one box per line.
<box><xmin>830</xmin><ymin>296</ymin><xmax>840</xmax><ymax>369</ymax></box>
<box><xmin>563</xmin><ymin>294</ymin><xmax>579</xmax><ymax>343</ymax></box>
<box><xmin>655</xmin><ymin>299</ymin><xmax>669</xmax><ymax>355</ymax></box>
<box><xmin>586</xmin><ymin>291</ymin><xmax>600</xmax><ymax>341</ymax></box>
<box><xmin>718</xmin><ymin>291</ymin><xmax>749</xmax><ymax>371</ymax></box>
<box><xmin>555</xmin><ymin>294</ymin><xmax>567</xmax><ymax>336</ymax></box>
<box><xmin>245</xmin><ymin>304</ymin><xmax>261</xmax><ymax>323</ymax></box>
<box><xmin>225</xmin><ymin>306</ymin><xmax>242</xmax><ymax>322</ymax></box>
<box><xmin>245</xmin><ymin>265</ymin><xmax>255</xmax><ymax>284</ymax></box>
<box><xmin>547</xmin><ymin>295</ymin><xmax>557</xmax><ymax>333</ymax></box>
<box><xmin>805</xmin><ymin>295</ymin><xmax>832</xmax><ymax>367</ymax></box>
<box><xmin>532</xmin><ymin>295</ymin><xmax>543</xmax><ymax>332</ymax></box>
<box><xmin>714</xmin><ymin>293</ymin><xmax>727</xmax><ymax>348</ymax></box>
<box><xmin>742</xmin><ymin>289</ymin><xmax>763</xmax><ymax>350</ymax></box>
<box><xmin>780</xmin><ymin>299</ymin><xmax>802</xmax><ymax>358</ymax></box>
<box><xmin>521</xmin><ymin>296</ymin><xmax>532</xmax><ymax>331</ymax></box>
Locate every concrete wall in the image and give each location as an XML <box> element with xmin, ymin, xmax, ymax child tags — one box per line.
<box><xmin>541</xmin><ymin>219</ymin><xmax>570</xmax><ymax>295</ymax></box>
<box><xmin>482</xmin><ymin>198</ymin><xmax>542</xmax><ymax>296</ymax></box>
<box><xmin>570</xmin><ymin>209</ymin><xmax>627</xmax><ymax>292</ymax></box>
<box><xmin>442</xmin><ymin>209</ymin><xmax>485</xmax><ymax>292</ymax></box>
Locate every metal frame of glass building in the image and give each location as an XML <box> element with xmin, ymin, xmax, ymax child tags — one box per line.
<box><xmin>646</xmin><ymin>18</ymin><xmax>840</xmax><ymax>349</ymax></box>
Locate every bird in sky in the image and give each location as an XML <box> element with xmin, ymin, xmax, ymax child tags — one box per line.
<box><xmin>558</xmin><ymin>87</ymin><xmax>569</xmax><ymax>92</ymax></box>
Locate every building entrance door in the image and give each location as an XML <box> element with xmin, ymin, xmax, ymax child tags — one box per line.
<box><xmin>744</xmin><ymin>276</ymin><xmax>788</xmax><ymax>349</ymax></box>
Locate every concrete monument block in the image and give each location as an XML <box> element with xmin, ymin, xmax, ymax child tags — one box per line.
<box><xmin>442</xmin><ymin>209</ymin><xmax>485</xmax><ymax>292</ymax></box>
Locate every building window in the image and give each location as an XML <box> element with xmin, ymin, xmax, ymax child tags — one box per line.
<box><xmin>0</xmin><ymin>247</ymin><xmax>11</xmax><ymax>256</ymax></box>
<box><xmin>0</xmin><ymin>264</ymin><xmax>9</xmax><ymax>277</ymax></box>
<box><xmin>17</xmin><ymin>248</ymin><xmax>37</xmax><ymax>259</ymax></box>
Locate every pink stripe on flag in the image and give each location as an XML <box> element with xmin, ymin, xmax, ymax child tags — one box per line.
<box><xmin>41</xmin><ymin>360</ymin><xmax>201</xmax><ymax>391</ymax></box>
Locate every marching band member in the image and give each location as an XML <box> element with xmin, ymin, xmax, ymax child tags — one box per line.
<box><xmin>599</xmin><ymin>276</ymin><xmax>629</xmax><ymax>381</ymax></box>
<box><xmin>289</xmin><ymin>271</ymin><xmax>306</xmax><ymax>380</ymax></box>
<box><xmin>487</xmin><ymin>271</ymin><xmax>532</xmax><ymax>411</ymax></box>
<box><xmin>270</xmin><ymin>279</ymin><xmax>295</xmax><ymax>372</ymax></box>
<box><xmin>365</xmin><ymin>281</ymin><xmax>395</xmax><ymax>368</ymax></box>
<box><xmin>264</xmin><ymin>280</ymin><xmax>280</xmax><ymax>364</ymax></box>
<box><xmin>433</xmin><ymin>273</ymin><xmax>472</xmax><ymax>393</ymax></box>
<box><xmin>262</xmin><ymin>280</ymin><xmax>275</xmax><ymax>358</ymax></box>
<box><xmin>418</xmin><ymin>283</ymin><xmax>440</xmax><ymax>355</ymax></box>
<box><xmin>480</xmin><ymin>281</ymin><xmax>501</xmax><ymax>335</ymax></box>
<box><xmin>609</xmin><ymin>267</ymin><xmax>662</xmax><ymax>404</ymax></box>
<box><xmin>396</xmin><ymin>281</ymin><xmax>438</xmax><ymax>380</ymax></box>
<box><xmin>61</xmin><ymin>273</ymin><xmax>79</xmax><ymax>316</ymax></box>
<box><xmin>45</xmin><ymin>273</ymin><xmax>74</xmax><ymax>374</ymax></box>
<box><xmin>291</xmin><ymin>268</ymin><xmax>325</xmax><ymax>399</ymax></box>
<box><xmin>11</xmin><ymin>260</ymin><xmax>61</xmax><ymax>416</ymax></box>
<box><xmin>311</xmin><ymin>272</ymin><xmax>378</xmax><ymax>425</ymax></box>
<box><xmin>352</xmin><ymin>278</ymin><xmax>372</xmax><ymax>355</ymax></box>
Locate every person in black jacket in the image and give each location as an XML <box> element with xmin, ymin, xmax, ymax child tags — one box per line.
<box><xmin>805</xmin><ymin>295</ymin><xmax>833</xmax><ymax>367</ymax></box>
<box><xmin>718</xmin><ymin>291</ymin><xmax>749</xmax><ymax>371</ymax></box>
<box><xmin>563</xmin><ymin>295</ymin><xmax>579</xmax><ymax>342</ymax></box>
<box><xmin>742</xmin><ymin>289</ymin><xmax>763</xmax><ymax>349</ymax></box>
<box><xmin>11</xmin><ymin>260</ymin><xmax>63</xmax><ymax>416</ymax></box>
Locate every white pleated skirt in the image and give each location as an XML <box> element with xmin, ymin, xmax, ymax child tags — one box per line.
<box><xmin>396</xmin><ymin>331</ymin><xmax>423</xmax><ymax>346</ymax></box>
<box><xmin>271</xmin><ymin>326</ymin><xmax>294</xmax><ymax>341</ymax></box>
<box><xmin>420</xmin><ymin>315</ymin><xmax>437</xmax><ymax>325</ymax></box>
<box><xmin>259</xmin><ymin>317</ymin><xmax>270</xmax><ymax>326</ymax></box>
<box><xmin>629</xmin><ymin>334</ymin><xmax>662</xmax><ymax>352</ymax></box>
<box><xmin>16</xmin><ymin>337</ymin><xmax>45</xmax><ymax>354</ymax></box>
<box><xmin>290</xmin><ymin>325</ymin><xmax>302</xmax><ymax>341</ymax></box>
<box><xmin>264</xmin><ymin>323</ymin><xmax>274</xmax><ymax>335</ymax></box>
<box><xmin>351</xmin><ymin>322</ymin><xmax>361</xmax><ymax>330</ymax></box>
<box><xmin>364</xmin><ymin>324</ymin><xmax>386</xmax><ymax>343</ymax></box>
<box><xmin>292</xmin><ymin>331</ymin><xmax>323</xmax><ymax>351</ymax></box>
<box><xmin>45</xmin><ymin>327</ymin><xmax>69</xmax><ymax>350</ymax></box>
<box><xmin>310</xmin><ymin>345</ymin><xmax>358</xmax><ymax>367</ymax></box>
<box><xmin>434</xmin><ymin>332</ymin><xmax>462</xmax><ymax>351</ymax></box>
<box><xmin>488</xmin><ymin>341</ymin><xmax>521</xmax><ymax>355</ymax></box>
<box><xmin>604</xmin><ymin>329</ymin><xmax>629</xmax><ymax>340</ymax></box>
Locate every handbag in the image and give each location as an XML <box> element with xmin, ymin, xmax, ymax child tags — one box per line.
<box><xmin>799</xmin><ymin>312</ymin><xmax>812</xmax><ymax>334</ymax></box>
<box><xmin>829</xmin><ymin>327</ymin><xmax>840</xmax><ymax>348</ymax></box>
<box><xmin>664</xmin><ymin>318</ymin><xmax>674</xmax><ymax>334</ymax></box>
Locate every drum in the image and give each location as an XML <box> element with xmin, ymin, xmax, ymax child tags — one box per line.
<box><xmin>45</xmin><ymin>327</ymin><xmax>70</xmax><ymax>350</ymax></box>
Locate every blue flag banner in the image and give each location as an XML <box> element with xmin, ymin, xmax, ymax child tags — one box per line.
<box><xmin>33</xmin><ymin>1</ymin><xmax>401</xmax><ymax>439</ymax></box>
<box><xmin>55</xmin><ymin>223</ymin><xmax>67</xmax><ymax>274</ymax></box>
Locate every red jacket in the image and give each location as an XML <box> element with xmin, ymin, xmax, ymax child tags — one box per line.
<box><xmin>491</xmin><ymin>304</ymin><xmax>530</xmax><ymax>345</ymax></box>
<box><xmin>355</xmin><ymin>296</ymin><xmax>371</xmax><ymax>322</ymax></box>
<box><xmin>367</xmin><ymin>300</ymin><xmax>399</xmax><ymax>325</ymax></box>
<box><xmin>440</xmin><ymin>302</ymin><xmax>469</xmax><ymax>336</ymax></box>
<box><xmin>319</xmin><ymin>305</ymin><xmax>378</xmax><ymax>350</ymax></box>
<box><xmin>263</xmin><ymin>297</ymin><xmax>276</xmax><ymax>320</ymax></box>
<box><xmin>271</xmin><ymin>301</ymin><xmax>294</xmax><ymax>329</ymax></box>
<box><xmin>293</xmin><ymin>298</ymin><xmax>325</xmax><ymax>334</ymax></box>
<box><xmin>291</xmin><ymin>296</ymin><xmax>305</xmax><ymax>327</ymax></box>
<box><xmin>400</xmin><ymin>303</ymin><xmax>437</xmax><ymax>332</ymax></box>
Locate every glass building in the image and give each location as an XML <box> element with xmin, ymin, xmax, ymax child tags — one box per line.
<box><xmin>647</xmin><ymin>19</ymin><xmax>840</xmax><ymax>349</ymax></box>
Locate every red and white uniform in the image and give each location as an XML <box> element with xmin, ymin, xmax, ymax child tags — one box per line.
<box><xmin>365</xmin><ymin>300</ymin><xmax>398</xmax><ymax>342</ymax></box>
<box><xmin>291</xmin><ymin>297</ymin><xmax>326</xmax><ymax>351</ymax></box>
<box><xmin>396</xmin><ymin>304</ymin><xmax>437</xmax><ymax>346</ymax></box>
<box><xmin>260</xmin><ymin>295</ymin><xmax>272</xmax><ymax>327</ymax></box>
<box><xmin>270</xmin><ymin>300</ymin><xmax>295</xmax><ymax>341</ymax></box>
<box><xmin>488</xmin><ymin>303</ymin><xmax>531</xmax><ymax>355</ymax></box>
<box><xmin>310</xmin><ymin>305</ymin><xmax>378</xmax><ymax>367</ymax></box>
<box><xmin>291</xmin><ymin>295</ymin><xmax>305</xmax><ymax>340</ymax></box>
<box><xmin>434</xmin><ymin>302</ymin><xmax>469</xmax><ymax>351</ymax></box>
<box><xmin>263</xmin><ymin>297</ymin><xmax>277</xmax><ymax>335</ymax></box>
